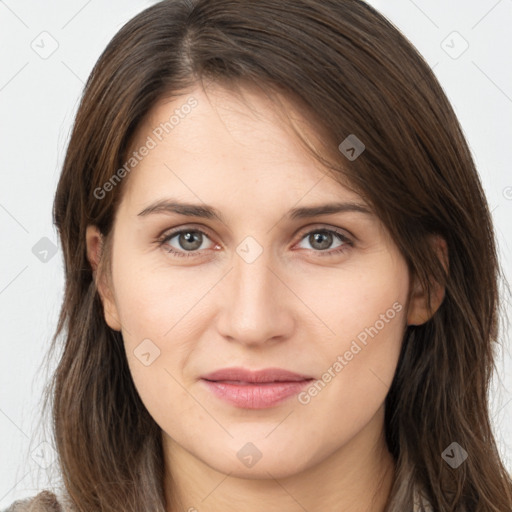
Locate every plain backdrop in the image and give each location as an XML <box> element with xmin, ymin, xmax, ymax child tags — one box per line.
<box><xmin>1</xmin><ymin>0</ymin><xmax>511</xmax><ymax>507</ymax></box>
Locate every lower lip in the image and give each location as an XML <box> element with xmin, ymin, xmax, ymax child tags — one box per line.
<box><xmin>201</xmin><ymin>379</ymin><xmax>313</xmax><ymax>409</ymax></box>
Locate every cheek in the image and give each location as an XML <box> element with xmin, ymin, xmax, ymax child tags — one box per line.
<box><xmin>292</xmin><ymin>254</ymin><xmax>409</xmax><ymax>345</ymax></box>
<box><xmin>111</xmin><ymin>257</ymin><xmax>212</xmax><ymax>407</ymax></box>
<box><xmin>294</xmin><ymin>255</ymin><xmax>409</xmax><ymax>404</ymax></box>
<box><xmin>112</xmin><ymin>251</ymin><xmax>204</xmax><ymax>338</ymax></box>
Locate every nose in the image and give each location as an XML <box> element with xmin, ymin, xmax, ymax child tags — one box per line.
<box><xmin>215</xmin><ymin>248</ymin><xmax>295</xmax><ymax>347</ymax></box>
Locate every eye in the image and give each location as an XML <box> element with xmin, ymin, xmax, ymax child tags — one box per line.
<box><xmin>156</xmin><ymin>225</ymin><xmax>353</xmax><ymax>258</ymax></box>
<box><xmin>157</xmin><ymin>228</ymin><xmax>217</xmax><ymax>258</ymax></box>
<box><xmin>295</xmin><ymin>227</ymin><xmax>353</xmax><ymax>257</ymax></box>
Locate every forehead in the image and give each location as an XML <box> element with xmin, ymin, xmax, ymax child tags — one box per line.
<box><xmin>120</xmin><ymin>82</ymin><xmax>363</xmax><ymax>213</ymax></box>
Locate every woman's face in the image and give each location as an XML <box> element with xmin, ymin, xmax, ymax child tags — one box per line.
<box><xmin>87</xmin><ymin>83</ymin><xmax>422</xmax><ymax>479</ymax></box>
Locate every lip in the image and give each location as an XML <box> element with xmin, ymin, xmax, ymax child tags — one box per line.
<box><xmin>200</xmin><ymin>367</ymin><xmax>315</xmax><ymax>409</ymax></box>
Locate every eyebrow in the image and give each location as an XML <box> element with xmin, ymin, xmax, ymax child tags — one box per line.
<box><xmin>137</xmin><ymin>198</ymin><xmax>373</xmax><ymax>222</ymax></box>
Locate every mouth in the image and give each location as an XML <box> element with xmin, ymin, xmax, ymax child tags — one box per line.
<box><xmin>200</xmin><ymin>367</ymin><xmax>315</xmax><ymax>409</ymax></box>
<box><xmin>203</xmin><ymin>379</ymin><xmax>311</xmax><ymax>385</ymax></box>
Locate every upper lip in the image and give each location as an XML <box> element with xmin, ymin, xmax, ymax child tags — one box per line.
<box><xmin>201</xmin><ymin>367</ymin><xmax>315</xmax><ymax>383</ymax></box>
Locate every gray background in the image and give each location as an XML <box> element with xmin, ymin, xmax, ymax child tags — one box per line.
<box><xmin>1</xmin><ymin>0</ymin><xmax>511</xmax><ymax>506</ymax></box>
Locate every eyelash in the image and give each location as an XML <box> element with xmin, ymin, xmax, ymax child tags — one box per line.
<box><xmin>156</xmin><ymin>226</ymin><xmax>353</xmax><ymax>259</ymax></box>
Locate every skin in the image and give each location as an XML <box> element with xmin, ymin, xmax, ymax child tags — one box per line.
<box><xmin>86</xmin><ymin>82</ymin><xmax>443</xmax><ymax>512</ymax></box>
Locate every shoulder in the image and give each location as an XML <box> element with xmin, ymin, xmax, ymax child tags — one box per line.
<box><xmin>2</xmin><ymin>490</ymin><xmax>69</xmax><ymax>512</ymax></box>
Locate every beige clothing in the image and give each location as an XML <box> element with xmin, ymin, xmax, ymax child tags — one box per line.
<box><xmin>2</xmin><ymin>491</ymin><xmax>65</xmax><ymax>512</ymax></box>
<box><xmin>3</xmin><ymin>486</ymin><xmax>436</xmax><ymax>511</ymax></box>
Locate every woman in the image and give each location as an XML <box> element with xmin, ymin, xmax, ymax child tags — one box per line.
<box><xmin>4</xmin><ymin>0</ymin><xmax>511</xmax><ymax>511</ymax></box>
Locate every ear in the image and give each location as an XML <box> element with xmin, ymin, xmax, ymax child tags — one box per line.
<box><xmin>85</xmin><ymin>225</ymin><xmax>122</xmax><ymax>331</ymax></box>
<box><xmin>407</xmin><ymin>235</ymin><xmax>448</xmax><ymax>326</ymax></box>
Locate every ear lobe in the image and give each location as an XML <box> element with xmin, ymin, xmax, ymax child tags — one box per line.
<box><xmin>85</xmin><ymin>225</ymin><xmax>122</xmax><ymax>332</ymax></box>
<box><xmin>406</xmin><ymin>236</ymin><xmax>448</xmax><ymax>326</ymax></box>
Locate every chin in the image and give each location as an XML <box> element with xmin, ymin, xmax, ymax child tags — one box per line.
<box><xmin>198</xmin><ymin>437</ymin><xmax>320</xmax><ymax>480</ymax></box>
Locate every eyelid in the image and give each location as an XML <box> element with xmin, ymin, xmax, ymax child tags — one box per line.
<box><xmin>157</xmin><ymin>223</ymin><xmax>215</xmax><ymax>240</ymax></box>
<box><xmin>293</xmin><ymin>223</ymin><xmax>354</xmax><ymax>243</ymax></box>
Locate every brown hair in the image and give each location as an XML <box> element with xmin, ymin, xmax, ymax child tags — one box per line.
<box><xmin>41</xmin><ymin>0</ymin><xmax>512</xmax><ymax>510</ymax></box>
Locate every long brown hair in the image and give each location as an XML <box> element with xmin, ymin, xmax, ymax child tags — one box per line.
<box><xmin>41</xmin><ymin>0</ymin><xmax>512</xmax><ymax>510</ymax></box>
